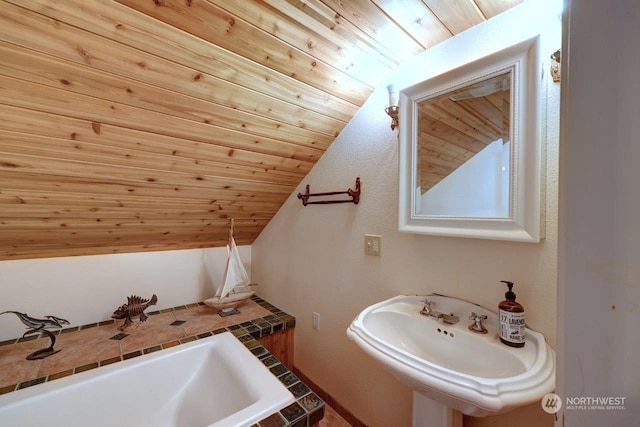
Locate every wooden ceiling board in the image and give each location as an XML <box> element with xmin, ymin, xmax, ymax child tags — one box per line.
<box><xmin>274</xmin><ymin>0</ymin><xmax>401</xmax><ymax>72</ymax></box>
<box><xmin>320</xmin><ymin>0</ymin><xmax>425</xmax><ymax>62</ymax></box>
<box><xmin>0</xmin><ymin>105</ymin><xmax>311</xmax><ymax>174</ymax></box>
<box><xmin>0</xmin><ymin>75</ymin><xmax>325</xmax><ymax>163</ymax></box>
<box><xmin>421</xmin><ymin>0</ymin><xmax>486</xmax><ymax>34</ymax></box>
<box><xmin>0</xmin><ymin>43</ymin><xmax>335</xmax><ymax>152</ymax></box>
<box><xmin>3</xmin><ymin>0</ymin><xmax>355</xmax><ymax>129</ymax></box>
<box><xmin>115</xmin><ymin>0</ymin><xmax>372</xmax><ymax>105</ymax></box>
<box><xmin>474</xmin><ymin>0</ymin><xmax>525</xmax><ymax>18</ymax></box>
<box><xmin>210</xmin><ymin>0</ymin><xmax>390</xmax><ymax>88</ymax></box>
<box><xmin>0</xmin><ymin>171</ymin><xmax>290</xmax><ymax>206</ymax></box>
<box><xmin>0</xmin><ymin>0</ymin><xmax>525</xmax><ymax>260</ymax></box>
<box><xmin>372</xmin><ymin>0</ymin><xmax>453</xmax><ymax>49</ymax></box>
<box><xmin>0</xmin><ymin>191</ymin><xmax>281</xmax><ymax>220</ymax></box>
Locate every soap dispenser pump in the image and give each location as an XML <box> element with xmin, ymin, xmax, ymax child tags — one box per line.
<box><xmin>498</xmin><ymin>281</ymin><xmax>525</xmax><ymax>348</ymax></box>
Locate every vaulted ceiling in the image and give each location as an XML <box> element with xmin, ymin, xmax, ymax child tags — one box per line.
<box><xmin>0</xmin><ymin>0</ymin><xmax>524</xmax><ymax>260</ymax></box>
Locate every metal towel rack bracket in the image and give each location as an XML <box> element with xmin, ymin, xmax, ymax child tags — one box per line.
<box><xmin>297</xmin><ymin>177</ymin><xmax>361</xmax><ymax>206</ymax></box>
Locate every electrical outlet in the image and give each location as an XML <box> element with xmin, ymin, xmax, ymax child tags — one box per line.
<box><xmin>364</xmin><ymin>234</ymin><xmax>382</xmax><ymax>256</ymax></box>
<box><xmin>312</xmin><ymin>312</ymin><xmax>320</xmax><ymax>330</ymax></box>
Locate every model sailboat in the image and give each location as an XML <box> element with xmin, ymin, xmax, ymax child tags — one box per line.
<box><xmin>204</xmin><ymin>219</ymin><xmax>256</xmax><ymax>312</ymax></box>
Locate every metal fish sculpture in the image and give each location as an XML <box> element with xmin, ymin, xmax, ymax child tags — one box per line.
<box><xmin>112</xmin><ymin>294</ymin><xmax>158</xmax><ymax>331</ymax></box>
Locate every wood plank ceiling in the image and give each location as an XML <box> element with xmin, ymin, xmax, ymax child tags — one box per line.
<box><xmin>0</xmin><ymin>0</ymin><xmax>524</xmax><ymax>260</ymax></box>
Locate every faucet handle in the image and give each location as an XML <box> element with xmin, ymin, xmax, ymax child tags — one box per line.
<box><xmin>468</xmin><ymin>312</ymin><xmax>487</xmax><ymax>321</ymax></box>
<box><xmin>468</xmin><ymin>312</ymin><xmax>488</xmax><ymax>334</ymax></box>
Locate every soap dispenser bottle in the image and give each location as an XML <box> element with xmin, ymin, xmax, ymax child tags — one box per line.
<box><xmin>498</xmin><ymin>281</ymin><xmax>525</xmax><ymax>347</ymax></box>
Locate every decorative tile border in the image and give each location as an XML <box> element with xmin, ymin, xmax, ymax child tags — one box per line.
<box><xmin>0</xmin><ymin>296</ymin><xmax>323</xmax><ymax>426</ymax></box>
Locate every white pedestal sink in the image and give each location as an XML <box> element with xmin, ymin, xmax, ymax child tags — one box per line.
<box><xmin>413</xmin><ymin>392</ymin><xmax>462</xmax><ymax>427</ymax></box>
<box><xmin>346</xmin><ymin>294</ymin><xmax>555</xmax><ymax>426</ymax></box>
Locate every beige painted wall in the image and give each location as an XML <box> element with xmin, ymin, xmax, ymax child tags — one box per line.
<box><xmin>252</xmin><ymin>2</ymin><xmax>561</xmax><ymax>426</ymax></box>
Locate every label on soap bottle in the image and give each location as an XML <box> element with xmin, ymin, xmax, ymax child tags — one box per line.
<box><xmin>499</xmin><ymin>309</ymin><xmax>526</xmax><ymax>344</ymax></box>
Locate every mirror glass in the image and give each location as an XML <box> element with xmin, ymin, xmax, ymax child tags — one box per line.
<box><xmin>416</xmin><ymin>70</ymin><xmax>512</xmax><ymax>217</ymax></box>
<box><xmin>398</xmin><ymin>37</ymin><xmax>544</xmax><ymax>242</ymax></box>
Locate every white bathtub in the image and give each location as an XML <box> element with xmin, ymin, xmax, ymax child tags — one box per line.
<box><xmin>0</xmin><ymin>332</ymin><xmax>295</xmax><ymax>427</ymax></box>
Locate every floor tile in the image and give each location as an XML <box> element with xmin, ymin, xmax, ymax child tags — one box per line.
<box><xmin>319</xmin><ymin>405</ymin><xmax>352</xmax><ymax>427</ymax></box>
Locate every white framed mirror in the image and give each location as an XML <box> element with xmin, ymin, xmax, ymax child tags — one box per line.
<box><xmin>398</xmin><ymin>37</ymin><xmax>544</xmax><ymax>242</ymax></box>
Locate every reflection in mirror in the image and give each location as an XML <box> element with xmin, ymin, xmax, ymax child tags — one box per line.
<box><xmin>416</xmin><ymin>71</ymin><xmax>512</xmax><ymax>217</ymax></box>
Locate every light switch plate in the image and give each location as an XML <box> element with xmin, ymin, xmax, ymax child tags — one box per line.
<box><xmin>364</xmin><ymin>234</ymin><xmax>381</xmax><ymax>256</ymax></box>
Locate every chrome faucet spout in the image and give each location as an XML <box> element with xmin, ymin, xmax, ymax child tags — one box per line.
<box><xmin>419</xmin><ymin>300</ymin><xmax>459</xmax><ymax>325</ymax></box>
<box><xmin>420</xmin><ymin>308</ymin><xmax>441</xmax><ymax>319</ymax></box>
<box><xmin>441</xmin><ymin>313</ymin><xmax>460</xmax><ymax>325</ymax></box>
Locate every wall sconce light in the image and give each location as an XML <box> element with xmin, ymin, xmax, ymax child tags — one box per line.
<box><xmin>385</xmin><ymin>84</ymin><xmax>399</xmax><ymax>131</ymax></box>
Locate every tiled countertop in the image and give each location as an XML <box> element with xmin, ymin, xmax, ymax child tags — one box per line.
<box><xmin>0</xmin><ymin>296</ymin><xmax>324</xmax><ymax>427</ymax></box>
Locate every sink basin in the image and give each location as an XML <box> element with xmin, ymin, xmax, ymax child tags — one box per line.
<box><xmin>346</xmin><ymin>294</ymin><xmax>555</xmax><ymax>417</ymax></box>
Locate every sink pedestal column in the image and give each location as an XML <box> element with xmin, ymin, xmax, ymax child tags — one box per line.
<box><xmin>413</xmin><ymin>392</ymin><xmax>462</xmax><ymax>427</ymax></box>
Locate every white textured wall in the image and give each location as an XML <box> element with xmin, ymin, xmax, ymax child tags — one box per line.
<box><xmin>253</xmin><ymin>2</ymin><xmax>561</xmax><ymax>426</ymax></box>
<box><xmin>558</xmin><ymin>0</ymin><xmax>640</xmax><ymax>425</ymax></box>
<box><xmin>0</xmin><ymin>246</ymin><xmax>250</xmax><ymax>341</ymax></box>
